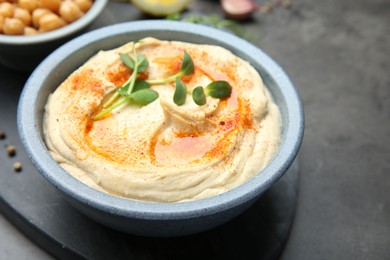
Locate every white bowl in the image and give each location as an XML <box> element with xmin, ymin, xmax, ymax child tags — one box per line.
<box><xmin>18</xmin><ymin>20</ymin><xmax>304</xmax><ymax>237</ymax></box>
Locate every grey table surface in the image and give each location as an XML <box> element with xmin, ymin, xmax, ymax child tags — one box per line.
<box><xmin>0</xmin><ymin>0</ymin><xmax>389</xmax><ymax>259</ymax></box>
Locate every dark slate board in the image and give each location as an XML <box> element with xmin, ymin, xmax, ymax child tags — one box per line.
<box><xmin>0</xmin><ymin>3</ymin><xmax>299</xmax><ymax>259</ymax></box>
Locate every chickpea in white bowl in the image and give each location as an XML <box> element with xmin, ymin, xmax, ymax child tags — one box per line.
<box><xmin>0</xmin><ymin>0</ymin><xmax>94</xmax><ymax>36</ymax></box>
<box><xmin>0</xmin><ymin>0</ymin><xmax>107</xmax><ymax>71</ymax></box>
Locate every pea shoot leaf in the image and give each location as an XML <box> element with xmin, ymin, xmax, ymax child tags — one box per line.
<box><xmin>192</xmin><ymin>86</ymin><xmax>207</xmax><ymax>106</ymax></box>
<box><xmin>205</xmin><ymin>80</ymin><xmax>232</xmax><ymax>99</ymax></box>
<box><xmin>137</xmin><ymin>54</ymin><xmax>149</xmax><ymax>72</ymax></box>
<box><xmin>119</xmin><ymin>53</ymin><xmax>135</xmax><ymax>69</ymax></box>
<box><xmin>130</xmin><ymin>88</ymin><xmax>159</xmax><ymax>105</ymax></box>
<box><xmin>173</xmin><ymin>78</ymin><xmax>187</xmax><ymax>105</ymax></box>
<box><xmin>133</xmin><ymin>80</ymin><xmax>150</xmax><ymax>92</ymax></box>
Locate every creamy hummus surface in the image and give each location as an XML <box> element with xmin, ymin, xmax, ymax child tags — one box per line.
<box><xmin>43</xmin><ymin>37</ymin><xmax>281</xmax><ymax>202</ymax></box>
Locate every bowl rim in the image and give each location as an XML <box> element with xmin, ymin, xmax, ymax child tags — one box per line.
<box><xmin>0</xmin><ymin>0</ymin><xmax>108</xmax><ymax>45</ymax></box>
<box><xmin>18</xmin><ymin>20</ymin><xmax>304</xmax><ymax>220</ymax></box>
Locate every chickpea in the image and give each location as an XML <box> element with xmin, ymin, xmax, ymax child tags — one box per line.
<box><xmin>59</xmin><ymin>1</ymin><xmax>83</xmax><ymax>23</ymax></box>
<box><xmin>32</xmin><ymin>8</ymin><xmax>51</xmax><ymax>28</ymax></box>
<box><xmin>73</xmin><ymin>0</ymin><xmax>93</xmax><ymax>13</ymax></box>
<box><xmin>18</xmin><ymin>0</ymin><xmax>39</xmax><ymax>13</ymax></box>
<box><xmin>13</xmin><ymin>7</ymin><xmax>31</xmax><ymax>26</ymax></box>
<box><xmin>24</xmin><ymin>26</ymin><xmax>38</xmax><ymax>35</ymax></box>
<box><xmin>0</xmin><ymin>2</ymin><xmax>15</xmax><ymax>18</ymax></box>
<box><xmin>39</xmin><ymin>13</ymin><xmax>65</xmax><ymax>32</ymax></box>
<box><xmin>3</xmin><ymin>17</ymin><xmax>25</xmax><ymax>35</ymax></box>
<box><xmin>38</xmin><ymin>0</ymin><xmax>61</xmax><ymax>13</ymax></box>
<box><xmin>1</xmin><ymin>0</ymin><xmax>91</xmax><ymax>35</ymax></box>
<box><xmin>0</xmin><ymin>15</ymin><xmax>4</xmax><ymax>33</ymax></box>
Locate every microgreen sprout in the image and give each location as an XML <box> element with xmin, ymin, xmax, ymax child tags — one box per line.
<box><xmin>93</xmin><ymin>42</ymin><xmax>232</xmax><ymax>121</ymax></box>
<box><xmin>205</xmin><ymin>81</ymin><xmax>232</xmax><ymax>99</ymax></box>
<box><xmin>173</xmin><ymin>78</ymin><xmax>187</xmax><ymax>105</ymax></box>
<box><xmin>192</xmin><ymin>86</ymin><xmax>207</xmax><ymax>106</ymax></box>
<box><xmin>146</xmin><ymin>51</ymin><xmax>194</xmax><ymax>85</ymax></box>
<box><xmin>191</xmin><ymin>81</ymin><xmax>232</xmax><ymax>106</ymax></box>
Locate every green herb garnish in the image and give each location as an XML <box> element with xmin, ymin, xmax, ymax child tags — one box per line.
<box><xmin>94</xmin><ymin>42</ymin><xmax>153</xmax><ymax>120</ymax></box>
<box><xmin>192</xmin><ymin>86</ymin><xmax>207</xmax><ymax>106</ymax></box>
<box><xmin>205</xmin><ymin>81</ymin><xmax>232</xmax><ymax>98</ymax></box>
<box><xmin>93</xmin><ymin>41</ymin><xmax>232</xmax><ymax>120</ymax></box>
<box><xmin>129</xmin><ymin>88</ymin><xmax>159</xmax><ymax>105</ymax></box>
<box><xmin>167</xmin><ymin>13</ymin><xmax>247</xmax><ymax>39</ymax></box>
<box><xmin>192</xmin><ymin>81</ymin><xmax>232</xmax><ymax>106</ymax></box>
<box><xmin>173</xmin><ymin>78</ymin><xmax>187</xmax><ymax>105</ymax></box>
<box><xmin>146</xmin><ymin>51</ymin><xmax>194</xmax><ymax>85</ymax></box>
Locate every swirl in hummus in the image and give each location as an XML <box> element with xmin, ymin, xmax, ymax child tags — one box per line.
<box><xmin>43</xmin><ymin>37</ymin><xmax>281</xmax><ymax>202</ymax></box>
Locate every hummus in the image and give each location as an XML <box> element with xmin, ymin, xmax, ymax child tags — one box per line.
<box><xmin>43</xmin><ymin>37</ymin><xmax>281</xmax><ymax>202</ymax></box>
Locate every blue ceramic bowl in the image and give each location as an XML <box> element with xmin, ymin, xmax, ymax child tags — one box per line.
<box><xmin>17</xmin><ymin>21</ymin><xmax>304</xmax><ymax>237</ymax></box>
<box><xmin>0</xmin><ymin>0</ymin><xmax>107</xmax><ymax>72</ymax></box>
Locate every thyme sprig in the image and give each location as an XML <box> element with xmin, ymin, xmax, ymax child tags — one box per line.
<box><xmin>93</xmin><ymin>42</ymin><xmax>232</xmax><ymax>120</ymax></box>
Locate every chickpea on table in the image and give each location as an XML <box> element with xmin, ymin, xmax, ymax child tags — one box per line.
<box><xmin>0</xmin><ymin>0</ymin><xmax>93</xmax><ymax>36</ymax></box>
